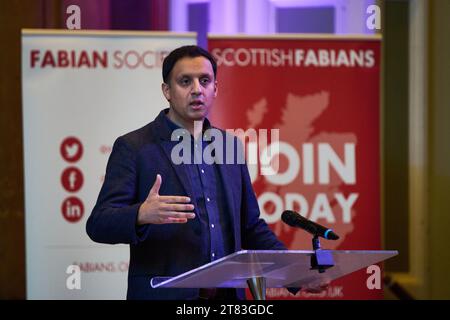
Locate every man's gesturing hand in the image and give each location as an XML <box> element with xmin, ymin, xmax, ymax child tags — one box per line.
<box><xmin>137</xmin><ymin>174</ymin><xmax>195</xmax><ymax>225</ymax></box>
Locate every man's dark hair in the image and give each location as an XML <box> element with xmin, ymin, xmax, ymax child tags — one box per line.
<box><xmin>162</xmin><ymin>45</ymin><xmax>217</xmax><ymax>84</ymax></box>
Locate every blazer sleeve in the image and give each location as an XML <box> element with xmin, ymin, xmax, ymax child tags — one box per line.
<box><xmin>239</xmin><ymin>162</ymin><xmax>287</xmax><ymax>250</ymax></box>
<box><xmin>86</xmin><ymin>136</ymin><xmax>149</xmax><ymax>245</ymax></box>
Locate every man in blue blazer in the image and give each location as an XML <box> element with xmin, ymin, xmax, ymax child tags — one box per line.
<box><xmin>86</xmin><ymin>45</ymin><xmax>290</xmax><ymax>300</ymax></box>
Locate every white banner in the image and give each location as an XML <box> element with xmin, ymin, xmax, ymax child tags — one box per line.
<box><xmin>21</xmin><ymin>30</ymin><xmax>196</xmax><ymax>299</ymax></box>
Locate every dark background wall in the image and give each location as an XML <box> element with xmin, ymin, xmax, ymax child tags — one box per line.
<box><xmin>0</xmin><ymin>0</ymin><xmax>62</xmax><ymax>299</ymax></box>
<box><xmin>383</xmin><ymin>0</ymin><xmax>410</xmax><ymax>273</ymax></box>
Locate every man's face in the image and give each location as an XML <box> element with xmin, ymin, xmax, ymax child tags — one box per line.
<box><xmin>162</xmin><ymin>56</ymin><xmax>217</xmax><ymax>127</ymax></box>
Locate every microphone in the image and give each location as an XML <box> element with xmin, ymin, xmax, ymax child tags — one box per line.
<box><xmin>281</xmin><ymin>210</ymin><xmax>339</xmax><ymax>240</ymax></box>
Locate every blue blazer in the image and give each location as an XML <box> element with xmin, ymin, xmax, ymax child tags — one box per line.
<box><xmin>86</xmin><ymin>109</ymin><xmax>287</xmax><ymax>300</ymax></box>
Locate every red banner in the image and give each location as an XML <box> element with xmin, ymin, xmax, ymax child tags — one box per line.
<box><xmin>209</xmin><ymin>36</ymin><xmax>381</xmax><ymax>299</ymax></box>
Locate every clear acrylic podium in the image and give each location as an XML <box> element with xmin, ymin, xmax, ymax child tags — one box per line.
<box><xmin>151</xmin><ymin>249</ymin><xmax>398</xmax><ymax>300</ymax></box>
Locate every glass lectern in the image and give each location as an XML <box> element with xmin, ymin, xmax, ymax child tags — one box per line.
<box><xmin>151</xmin><ymin>249</ymin><xmax>398</xmax><ymax>300</ymax></box>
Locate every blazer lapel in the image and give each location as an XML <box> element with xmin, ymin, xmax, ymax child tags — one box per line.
<box><xmin>151</xmin><ymin>110</ymin><xmax>196</xmax><ymax>201</ymax></box>
<box><xmin>159</xmin><ymin>140</ymin><xmax>195</xmax><ymax>201</ymax></box>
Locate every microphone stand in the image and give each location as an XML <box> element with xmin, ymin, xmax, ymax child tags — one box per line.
<box><xmin>310</xmin><ymin>235</ymin><xmax>335</xmax><ymax>273</ymax></box>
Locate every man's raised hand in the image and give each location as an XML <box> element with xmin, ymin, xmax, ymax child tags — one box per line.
<box><xmin>137</xmin><ymin>174</ymin><xmax>195</xmax><ymax>225</ymax></box>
